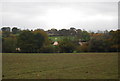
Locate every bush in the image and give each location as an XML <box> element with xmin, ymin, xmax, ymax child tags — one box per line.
<box><xmin>76</xmin><ymin>43</ymin><xmax>89</xmax><ymax>52</ymax></box>
<box><xmin>40</xmin><ymin>45</ymin><xmax>55</xmax><ymax>53</ymax></box>
<box><xmin>59</xmin><ymin>38</ymin><xmax>76</xmax><ymax>53</ymax></box>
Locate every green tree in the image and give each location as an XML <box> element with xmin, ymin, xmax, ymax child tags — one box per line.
<box><xmin>2</xmin><ymin>35</ymin><xmax>17</xmax><ymax>53</ymax></box>
<box><xmin>1</xmin><ymin>27</ymin><xmax>10</xmax><ymax>32</ymax></box>
<box><xmin>76</xmin><ymin>29</ymin><xmax>90</xmax><ymax>42</ymax></box>
<box><xmin>109</xmin><ymin>29</ymin><xmax>120</xmax><ymax>52</ymax></box>
<box><xmin>59</xmin><ymin>38</ymin><xmax>76</xmax><ymax>53</ymax></box>
<box><xmin>33</xmin><ymin>29</ymin><xmax>50</xmax><ymax>46</ymax></box>
<box><xmin>88</xmin><ymin>33</ymin><xmax>111</xmax><ymax>52</ymax></box>
<box><xmin>18</xmin><ymin>30</ymin><xmax>34</xmax><ymax>53</ymax></box>
<box><xmin>1</xmin><ymin>27</ymin><xmax>11</xmax><ymax>37</ymax></box>
<box><xmin>12</xmin><ymin>27</ymin><xmax>20</xmax><ymax>34</ymax></box>
<box><xmin>81</xmin><ymin>30</ymin><xmax>90</xmax><ymax>41</ymax></box>
<box><xmin>18</xmin><ymin>30</ymin><xmax>49</xmax><ymax>53</ymax></box>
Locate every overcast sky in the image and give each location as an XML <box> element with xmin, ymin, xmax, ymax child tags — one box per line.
<box><xmin>1</xmin><ymin>1</ymin><xmax>118</xmax><ymax>31</ymax></box>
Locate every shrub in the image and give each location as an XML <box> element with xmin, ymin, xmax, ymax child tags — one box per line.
<box><xmin>76</xmin><ymin>43</ymin><xmax>89</xmax><ymax>52</ymax></box>
<box><xmin>59</xmin><ymin>38</ymin><xmax>76</xmax><ymax>53</ymax></box>
<box><xmin>40</xmin><ymin>45</ymin><xmax>55</xmax><ymax>53</ymax></box>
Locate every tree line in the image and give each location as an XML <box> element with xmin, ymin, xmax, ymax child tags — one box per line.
<box><xmin>1</xmin><ymin>27</ymin><xmax>120</xmax><ymax>53</ymax></box>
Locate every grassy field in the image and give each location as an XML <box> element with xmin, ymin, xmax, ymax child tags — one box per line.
<box><xmin>2</xmin><ymin>53</ymin><xmax>118</xmax><ymax>79</ymax></box>
<box><xmin>49</xmin><ymin>36</ymin><xmax>76</xmax><ymax>42</ymax></box>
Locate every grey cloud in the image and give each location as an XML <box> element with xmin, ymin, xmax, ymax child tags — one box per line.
<box><xmin>1</xmin><ymin>2</ymin><xmax>118</xmax><ymax>31</ymax></box>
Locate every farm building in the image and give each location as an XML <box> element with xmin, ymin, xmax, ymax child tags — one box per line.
<box><xmin>53</xmin><ymin>41</ymin><xmax>59</xmax><ymax>46</ymax></box>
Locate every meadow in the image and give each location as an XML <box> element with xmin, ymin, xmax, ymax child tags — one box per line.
<box><xmin>2</xmin><ymin>53</ymin><xmax>118</xmax><ymax>79</ymax></box>
<box><xmin>49</xmin><ymin>36</ymin><xmax>76</xmax><ymax>42</ymax></box>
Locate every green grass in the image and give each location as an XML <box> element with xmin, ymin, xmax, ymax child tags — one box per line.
<box><xmin>49</xmin><ymin>36</ymin><xmax>76</xmax><ymax>42</ymax></box>
<box><xmin>2</xmin><ymin>53</ymin><xmax>118</xmax><ymax>79</ymax></box>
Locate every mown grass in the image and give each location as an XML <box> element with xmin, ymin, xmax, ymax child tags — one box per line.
<box><xmin>49</xmin><ymin>36</ymin><xmax>76</xmax><ymax>42</ymax></box>
<box><xmin>2</xmin><ymin>53</ymin><xmax>118</xmax><ymax>79</ymax></box>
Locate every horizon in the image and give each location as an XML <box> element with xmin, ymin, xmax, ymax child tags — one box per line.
<box><xmin>1</xmin><ymin>26</ymin><xmax>119</xmax><ymax>33</ymax></box>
